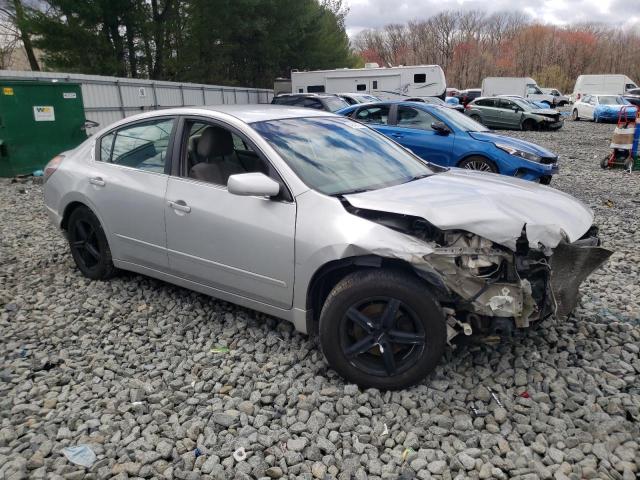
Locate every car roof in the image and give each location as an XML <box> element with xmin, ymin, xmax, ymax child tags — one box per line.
<box><xmin>340</xmin><ymin>100</ymin><xmax>445</xmax><ymax>111</ymax></box>
<box><xmin>103</xmin><ymin>105</ymin><xmax>336</xmax><ymax>127</ymax></box>
<box><xmin>274</xmin><ymin>93</ymin><xmax>339</xmax><ymax>99</ymax></box>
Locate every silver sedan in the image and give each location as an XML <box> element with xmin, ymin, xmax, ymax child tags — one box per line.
<box><xmin>44</xmin><ymin>105</ymin><xmax>611</xmax><ymax>389</ymax></box>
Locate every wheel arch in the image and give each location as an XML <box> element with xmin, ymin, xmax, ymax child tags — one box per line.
<box><xmin>305</xmin><ymin>255</ymin><xmax>444</xmax><ymax>334</ymax></box>
<box><xmin>61</xmin><ymin>201</ymin><xmax>90</xmax><ymax>231</ymax></box>
<box><xmin>456</xmin><ymin>154</ymin><xmax>499</xmax><ymax>173</ymax></box>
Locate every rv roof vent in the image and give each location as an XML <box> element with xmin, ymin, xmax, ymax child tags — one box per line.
<box><xmin>364</xmin><ymin>62</ymin><xmax>380</xmax><ymax>69</ymax></box>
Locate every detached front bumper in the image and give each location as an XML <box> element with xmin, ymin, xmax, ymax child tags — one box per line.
<box><xmin>549</xmin><ymin>240</ymin><xmax>612</xmax><ymax>318</ymax></box>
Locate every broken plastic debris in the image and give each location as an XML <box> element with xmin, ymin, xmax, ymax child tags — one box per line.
<box><xmin>233</xmin><ymin>446</ymin><xmax>247</xmax><ymax>462</ymax></box>
<box><xmin>487</xmin><ymin>387</ymin><xmax>504</xmax><ymax>408</ymax></box>
<box><xmin>194</xmin><ymin>447</ymin><xmax>203</xmax><ymax>458</ymax></box>
<box><xmin>519</xmin><ymin>390</ymin><xmax>530</xmax><ymax>399</ymax></box>
<box><xmin>381</xmin><ymin>423</ymin><xmax>389</xmax><ymax>436</ymax></box>
<box><xmin>401</xmin><ymin>448</ymin><xmax>414</xmax><ymax>462</ymax></box>
<box><xmin>62</xmin><ymin>445</ymin><xmax>97</xmax><ymax>468</ymax></box>
<box><xmin>210</xmin><ymin>346</ymin><xmax>229</xmax><ymax>354</ymax></box>
<box><xmin>470</xmin><ymin>405</ymin><xmax>488</xmax><ymax>418</ymax></box>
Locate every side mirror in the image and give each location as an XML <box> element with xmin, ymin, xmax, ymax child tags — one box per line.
<box><xmin>227</xmin><ymin>172</ymin><xmax>280</xmax><ymax>198</ymax></box>
<box><xmin>431</xmin><ymin>121</ymin><xmax>451</xmax><ymax>135</ymax></box>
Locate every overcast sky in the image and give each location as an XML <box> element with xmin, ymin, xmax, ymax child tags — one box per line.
<box><xmin>344</xmin><ymin>0</ymin><xmax>640</xmax><ymax>36</ymax></box>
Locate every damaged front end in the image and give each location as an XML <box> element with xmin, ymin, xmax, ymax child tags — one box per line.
<box><xmin>347</xmin><ymin>206</ymin><xmax>612</xmax><ymax>340</ymax></box>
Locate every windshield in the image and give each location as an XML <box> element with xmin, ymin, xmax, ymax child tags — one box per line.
<box><xmin>598</xmin><ymin>96</ymin><xmax>628</xmax><ymax>105</ymax></box>
<box><xmin>434</xmin><ymin>106</ymin><xmax>489</xmax><ymax>132</ymax></box>
<box><xmin>512</xmin><ymin>98</ymin><xmax>535</xmax><ymax>111</ymax></box>
<box><xmin>324</xmin><ymin>97</ymin><xmax>350</xmax><ymax>112</ymax></box>
<box><xmin>252</xmin><ymin>117</ymin><xmax>433</xmax><ymax>196</ymax></box>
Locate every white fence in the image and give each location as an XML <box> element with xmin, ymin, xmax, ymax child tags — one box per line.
<box><xmin>0</xmin><ymin>70</ymin><xmax>274</xmax><ymax>133</ymax></box>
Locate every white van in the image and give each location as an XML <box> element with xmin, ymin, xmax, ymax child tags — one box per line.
<box><xmin>570</xmin><ymin>75</ymin><xmax>638</xmax><ymax>102</ymax></box>
<box><xmin>481</xmin><ymin>77</ymin><xmax>557</xmax><ymax>106</ymax></box>
<box><xmin>291</xmin><ymin>64</ymin><xmax>447</xmax><ymax>100</ymax></box>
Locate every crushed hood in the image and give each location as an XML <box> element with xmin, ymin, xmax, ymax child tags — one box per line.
<box><xmin>468</xmin><ymin>132</ymin><xmax>556</xmax><ymax>157</ymax></box>
<box><xmin>344</xmin><ymin>169</ymin><xmax>594</xmax><ymax>250</ymax></box>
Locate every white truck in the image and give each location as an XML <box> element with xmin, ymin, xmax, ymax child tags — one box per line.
<box><xmin>481</xmin><ymin>77</ymin><xmax>557</xmax><ymax>106</ymax></box>
<box><xmin>570</xmin><ymin>74</ymin><xmax>638</xmax><ymax>102</ymax></box>
<box><xmin>290</xmin><ymin>64</ymin><xmax>447</xmax><ymax>100</ymax></box>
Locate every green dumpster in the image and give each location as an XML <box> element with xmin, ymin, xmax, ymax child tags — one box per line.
<box><xmin>0</xmin><ymin>80</ymin><xmax>87</xmax><ymax>177</ymax></box>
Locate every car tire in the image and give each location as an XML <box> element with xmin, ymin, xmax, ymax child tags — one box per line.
<box><xmin>319</xmin><ymin>269</ymin><xmax>446</xmax><ymax>390</ymax></box>
<box><xmin>469</xmin><ymin>114</ymin><xmax>483</xmax><ymax>124</ymax></box>
<box><xmin>572</xmin><ymin>109</ymin><xmax>580</xmax><ymax>121</ymax></box>
<box><xmin>67</xmin><ymin>206</ymin><xmax>117</xmax><ymax>280</ymax></box>
<box><xmin>539</xmin><ymin>175</ymin><xmax>552</xmax><ymax>185</ymax></box>
<box><xmin>522</xmin><ymin>119</ymin><xmax>537</xmax><ymax>131</ymax></box>
<box><xmin>600</xmin><ymin>156</ymin><xmax>610</xmax><ymax>169</ymax></box>
<box><xmin>458</xmin><ymin>156</ymin><xmax>498</xmax><ymax>173</ymax></box>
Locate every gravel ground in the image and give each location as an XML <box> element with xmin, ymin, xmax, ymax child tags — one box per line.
<box><xmin>1</xmin><ymin>118</ymin><xmax>639</xmax><ymax>480</ymax></box>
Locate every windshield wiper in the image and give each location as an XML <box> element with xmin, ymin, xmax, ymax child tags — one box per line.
<box><xmin>404</xmin><ymin>173</ymin><xmax>432</xmax><ymax>183</ymax></box>
<box><xmin>333</xmin><ymin>188</ymin><xmax>372</xmax><ymax>196</ymax></box>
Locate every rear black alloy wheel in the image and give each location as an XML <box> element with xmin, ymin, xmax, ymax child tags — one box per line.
<box><xmin>470</xmin><ymin>114</ymin><xmax>483</xmax><ymax>124</ymax></box>
<box><xmin>572</xmin><ymin>109</ymin><xmax>580</xmax><ymax>121</ymax></box>
<box><xmin>319</xmin><ymin>270</ymin><xmax>446</xmax><ymax>390</ymax></box>
<box><xmin>67</xmin><ymin>206</ymin><xmax>116</xmax><ymax>280</ymax></box>
<box><xmin>458</xmin><ymin>156</ymin><xmax>497</xmax><ymax>173</ymax></box>
<box><xmin>522</xmin><ymin>119</ymin><xmax>537</xmax><ymax>131</ymax></box>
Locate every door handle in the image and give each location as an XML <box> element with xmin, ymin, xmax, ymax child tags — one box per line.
<box><xmin>89</xmin><ymin>177</ymin><xmax>105</xmax><ymax>187</ymax></box>
<box><xmin>168</xmin><ymin>200</ymin><xmax>191</xmax><ymax>213</ymax></box>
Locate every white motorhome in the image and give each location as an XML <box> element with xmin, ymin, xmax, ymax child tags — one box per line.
<box><xmin>290</xmin><ymin>64</ymin><xmax>447</xmax><ymax>100</ymax></box>
<box><xmin>481</xmin><ymin>77</ymin><xmax>557</xmax><ymax>106</ymax></box>
<box><xmin>570</xmin><ymin>74</ymin><xmax>638</xmax><ymax>102</ymax></box>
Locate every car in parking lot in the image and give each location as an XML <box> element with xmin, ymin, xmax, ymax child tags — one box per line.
<box><xmin>455</xmin><ymin>88</ymin><xmax>481</xmax><ymax>106</ymax></box>
<box><xmin>571</xmin><ymin>94</ymin><xmax>637</xmax><ymax>122</ymax></box>
<box><xmin>337</xmin><ymin>92</ymin><xmax>381</xmax><ymax>105</ymax></box>
<box><xmin>43</xmin><ymin>105</ymin><xmax>610</xmax><ymax>389</ymax></box>
<box><xmin>338</xmin><ymin>101</ymin><xmax>558</xmax><ymax>183</ymax></box>
<box><xmin>271</xmin><ymin>93</ymin><xmax>349</xmax><ymax>112</ymax></box>
<box><xmin>465</xmin><ymin>97</ymin><xmax>564</xmax><ymax>131</ymax></box>
<box><xmin>540</xmin><ymin>88</ymin><xmax>571</xmax><ymax>106</ymax></box>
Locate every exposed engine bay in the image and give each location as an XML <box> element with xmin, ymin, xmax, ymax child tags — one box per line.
<box><xmin>345</xmin><ymin>205</ymin><xmax>613</xmax><ymax>342</ymax></box>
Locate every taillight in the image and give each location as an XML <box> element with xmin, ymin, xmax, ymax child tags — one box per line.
<box><xmin>465</xmin><ymin>104</ymin><xmax>471</xmax><ymax>110</ymax></box>
<box><xmin>44</xmin><ymin>155</ymin><xmax>65</xmax><ymax>182</ymax></box>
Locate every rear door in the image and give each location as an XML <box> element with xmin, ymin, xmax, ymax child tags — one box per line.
<box><xmin>390</xmin><ymin>106</ymin><xmax>454</xmax><ymax>166</ymax></box>
<box><xmin>88</xmin><ymin>116</ymin><xmax>176</xmax><ymax>270</ymax></box>
<box><xmin>474</xmin><ymin>99</ymin><xmax>501</xmax><ymax>127</ymax></box>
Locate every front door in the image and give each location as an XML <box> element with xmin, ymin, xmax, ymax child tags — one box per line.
<box><xmin>88</xmin><ymin>117</ymin><xmax>176</xmax><ymax>270</ymax></box>
<box><xmin>390</xmin><ymin>105</ymin><xmax>454</xmax><ymax>166</ymax></box>
<box><xmin>164</xmin><ymin>118</ymin><xmax>296</xmax><ymax>308</ymax></box>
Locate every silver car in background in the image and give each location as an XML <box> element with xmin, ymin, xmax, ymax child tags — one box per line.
<box><xmin>43</xmin><ymin>106</ymin><xmax>611</xmax><ymax>389</ymax></box>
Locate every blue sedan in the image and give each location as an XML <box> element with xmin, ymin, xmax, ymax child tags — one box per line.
<box><xmin>337</xmin><ymin>101</ymin><xmax>559</xmax><ymax>183</ymax></box>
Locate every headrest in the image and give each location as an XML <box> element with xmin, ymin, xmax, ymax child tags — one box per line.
<box><xmin>197</xmin><ymin>126</ymin><xmax>234</xmax><ymax>158</ymax></box>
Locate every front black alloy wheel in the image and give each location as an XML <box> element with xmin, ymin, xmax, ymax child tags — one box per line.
<box><xmin>458</xmin><ymin>156</ymin><xmax>497</xmax><ymax>173</ymax></box>
<box><xmin>67</xmin><ymin>206</ymin><xmax>116</xmax><ymax>280</ymax></box>
<box><xmin>319</xmin><ymin>270</ymin><xmax>446</xmax><ymax>390</ymax></box>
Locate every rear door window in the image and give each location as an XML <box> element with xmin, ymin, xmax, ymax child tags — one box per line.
<box><xmin>354</xmin><ymin>105</ymin><xmax>390</xmax><ymax>125</ymax></box>
<box><xmin>99</xmin><ymin>118</ymin><xmax>175</xmax><ymax>173</ymax></box>
<box><xmin>475</xmin><ymin>99</ymin><xmax>495</xmax><ymax>107</ymax></box>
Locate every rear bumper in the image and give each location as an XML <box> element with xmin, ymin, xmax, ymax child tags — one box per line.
<box><xmin>45</xmin><ymin>204</ymin><xmax>63</xmax><ymax>230</ymax></box>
